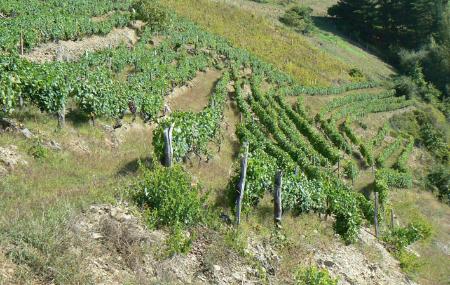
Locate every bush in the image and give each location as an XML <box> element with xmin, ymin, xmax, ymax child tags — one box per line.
<box><xmin>343</xmin><ymin>160</ymin><xmax>359</xmax><ymax>183</ymax></box>
<box><xmin>394</xmin><ymin>76</ymin><xmax>417</xmax><ymax>100</ymax></box>
<box><xmin>132</xmin><ymin>165</ymin><xmax>205</xmax><ymax>228</ymax></box>
<box><xmin>427</xmin><ymin>164</ymin><xmax>450</xmax><ymax>203</ymax></box>
<box><xmin>165</xmin><ymin>224</ymin><xmax>193</xmax><ymax>256</ymax></box>
<box><xmin>280</xmin><ymin>6</ymin><xmax>314</xmax><ymax>34</ymax></box>
<box><xmin>383</xmin><ymin>221</ymin><xmax>432</xmax><ymax>252</ymax></box>
<box><xmin>294</xmin><ymin>266</ymin><xmax>338</xmax><ymax>285</ymax></box>
<box><xmin>28</xmin><ymin>139</ymin><xmax>48</xmax><ymax>160</ymax></box>
<box><xmin>132</xmin><ymin>0</ymin><xmax>170</xmax><ymax>29</ymax></box>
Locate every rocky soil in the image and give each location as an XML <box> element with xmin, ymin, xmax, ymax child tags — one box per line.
<box><xmin>315</xmin><ymin>229</ymin><xmax>417</xmax><ymax>285</ymax></box>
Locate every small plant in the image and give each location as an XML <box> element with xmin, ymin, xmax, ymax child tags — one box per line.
<box><xmin>165</xmin><ymin>223</ymin><xmax>194</xmax><ymax>257</ymax></box>
<box><xmin>28</xmin><ymin>139</ymin><xmax>48</xmax><ymax>160</ymax></box>
<box><xmin>280</xmin><ymin>6</ymin><xmax>314</xmax><ymax>34</ymax></box>
<box><xmin>383</xmin><ymin>221</ymin><xmax>432</xmax><ymax>252</ymax></box>
<box><xmin>294</xmin><ymin>266</ymin><xmax>338</xmax><ymax>285</ymax></box>
<box><xmin>343</xmin><ymin>160</ymin><xmax>359</xmax><ymax>184</ymax></box>
<box><xmin>426</xmin><ymin>164</ymin><xmax>450</xmax><ymax>203</ymax></box>
<box><xmin>132</xmin><ymin>164</ymin><xmax>205</xmax><ymax>228</ymax></box>
<box><xmin>383</xmin><ymin>220</ymin><xmax>432</xmax><ymax>274</ymax></box>
<box><xmin>133</xmin><ymin>0</ymin><xmax>171</xmax><ymax>29</ymax></box>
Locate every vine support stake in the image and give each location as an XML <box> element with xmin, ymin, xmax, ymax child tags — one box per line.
<box><xmin>236</xmin><ymin>142</ymin><xmax>249</xmax><ymax>226</ymax></box>
<box><xmin>57</xmin><ymin>104</ymin><xmax>66</xmax><ymax>129</ymax></box>
<box><xmin>163</xmin><ymin>123</ymin><xmax>175</xmax><ymax>167</ymax></box>
<box><xmin>390</xmin><ymin>208</ymin><xmax>395</xmax><ymax>230</ymax></box>
<box><xmin>274</xmin><ymin>170</ymin><xmax>283</xmax><ymax>227</ymax></box>
<box><xmin>294</xmin><ymin>166</ymin><xmax>299</xmax><ymax>176</ymax></box>
<box><xmin>337</xmin><ymin>157</ymin><xmax>341</xmax><ymax>179</ymax></box>
<box><xmin>20</xmin><ymin>30</ymin><xmax>24</xmax><ymax>55</ymax></box>
<box><xmin>374</xmin><ymin>192</ymin><xmax>380</xmax><ymax>239</ymax></box>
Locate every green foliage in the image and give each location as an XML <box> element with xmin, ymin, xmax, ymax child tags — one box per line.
<box><xmin>343</xmin><ymin>160</ymin><xmax>359</xmax><ymax>182</ymax></box>
<box><xmin>316</xmin><ymin>114</ymin><xmax>352</xmax><ymax>154</ymax></box>
<box><xmin>427</xmin><ymin>164</ymin><xmax>450</xmax><ymax>203</ymax></box>
<box><xmin>377</xmin><ymin>168</ymin><xmax>413</xmax><ymax>189</ymax></box>
<box><xmin>384</xmin><ymin>222</ymin><xmax>432</xmax><ymax>252</ymax></box>
<box><xmin>165</xmin><ymin>224</ymin><xmax>193</xmax><ymax>256</ymax></box>
<box><xmin>133</xmin><ymin>0</ymin><xmax>171</xmax><ymax>29</ymax></box>
<box><xmin>153</xmin><ymin>72</ymin><xmax>230</xmax><ymax>162</ymax></box>
<box><xmin>328</xmin><ymin>0</ymin><xmax>450</xmax><ymax>98</ymax></box>
<box><xmin>372</xmin><ymin>122</ymin><xmax>390</xmax><ymax>147</ymax></box>
<box><xmin>279</xmin><ymin>81</ymin><xmax>380</xmax><ymax>96</ymax></box>
<box><xmin>394</xmin><ymin>76</ymin><xmax>418</xmax><ymax>100</ymax></box>
<box><xmin>376</xmin><ymin>136</ymin><xmax>403</xmax><ymax>168</ymax></box>
<box><xmin>294</xmin><ymin>266</ymin><xmax>338</xmax><ymax>285</ymax></box>
<box><xmin>280</xmin><ymin>6</ymin><xmax>314</xmax><ymax>34</ymax></box>
<box><xmin>382</xmin><ymin>220</ymin><xmax>432</xmax><ymax>274</ymax></box>
<box><xmin>0</xmin><ymin>0</ymin><xmax>134</xmax><ymax>52</ymax></box>
<box><xmin>391</xmin><ymin>109</ymin><xmax>448</xmax><ymax>162</ymax></box>
<box><xmin>394</xmin><ymin>136</ymin><xmax>414</xmax><ymax>172</ymax></box>
<box><xmin>28</xmin><ymin>139</ymin><xmax>49</xmax><ymax>160</ymax></box>
<box><xmin>132</xmin><ymin>165</ymin><xmax>205</xmax><ymax>228</ymax></box>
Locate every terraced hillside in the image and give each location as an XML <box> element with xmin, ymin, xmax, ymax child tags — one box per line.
<box><xmin>1</xmin><ymin>0</ymin><xmax>449</xmax><ymax>285</ymax></box>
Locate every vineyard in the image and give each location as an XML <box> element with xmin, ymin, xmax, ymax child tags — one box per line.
<box><xmin>1</xmin><ymin>0</ymin><xmax>448</xmax><ymax>284</ymax></box>
<box><xmin>0</xmin><ymin>0</ymin><xmax>419</xmax><ymax>248</ymax></box>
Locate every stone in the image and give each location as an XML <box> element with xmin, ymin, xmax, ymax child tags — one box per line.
<box><xmin>21</xmin><ymin>128</ymin><xmax>34</xmax><ymax>139</ymax></box>
<box><xmin>92</xmin><ymin>233</ymin><xmax>104</xmax><ymax>240</ymax></box>
<box><xmin>46</xmin><ymin>140</ymin><xmax>62</xmax><ymax>151</ymax></box>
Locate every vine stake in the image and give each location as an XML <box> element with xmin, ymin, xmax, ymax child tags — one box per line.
<box><xmin>236</xmin><ymin>142</ymin><xmax>249</xmax><ymax>225</ymax></box>
<box><xmin>274</xmin><ymin>170</ymin><xmax>283</xmax><ymax>227</ymax></box>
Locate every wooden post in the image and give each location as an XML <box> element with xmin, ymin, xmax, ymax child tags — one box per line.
<box><xmin>390</xmin><ymin>209</ymin><xmax>395</xmax><ymax>230</ymax></box>
<box><xmin>374</xmin><ymin>192</ymin><xmax>380</xmax><ymax>238</ymax></box>
<box><xmin>20</xmin><ymin>31</ymin><xmax>24</xmax><ymax>55</ymax></box>
<box><xmin>57</xmin><ymin>104</ymin><xmax>65</xmax><ymax>129</ymax></box>
<box><xmin>274</xmin><ymin>170</ymin><xmax>283</xmax><ymax>227</ymax></box>
<box><xmin>337</xmin><ymin>157</ymin><xmax>341</xmax><ymax>179</ymax></box>
<box><xmin>236</xmin><ymin>142</ymin><xmax>249</xmax><ymax>225</ymax></box>
<box><xmin>294</xmin><ymin>166</ymin><xmax>300</xmax><ymax>176</ymax></box>
<box><xmin>163</xmin><ymin>123</ymin><xmax>175</xmax><ymax>167</ymax></box>
<box><xmin>19</xmin><ymin>96</ymin><xmax>24</xmax><ymax>108</ymax></box>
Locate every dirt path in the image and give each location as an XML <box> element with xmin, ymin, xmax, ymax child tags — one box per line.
<box><xmin>21</xmin><ymin>21</ymin><xmax>144</xmax><ymax>63</ymax></box>
<box><xmin>167</xmin><ymin>69</ymin><xmax>223</xmax><ymax>113</ymax></box>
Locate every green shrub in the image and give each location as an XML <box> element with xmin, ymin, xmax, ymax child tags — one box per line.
<box><xmin>427</xmin><ymin>164</ymin><xmax>450</xmax><ymax>203</ymax></box>
<box><xmin>28</xmin><ymin>139</ymin><xmax>48</xmax><ymax>160</ymax></box>
<box><xmin>383</xmin><ymin>221</ymin><xmax>432</xmax><ymax>252</ymax></box>
<box><xmin>294</xmin><ymin>266</ymin><xmax>338</xmax><ymax>285</ymax></box>
<box><xmin>132</xmin><ymin>165</ymin><xmax>205</xmax><ymax>228</ymax></box>
<box><xmin>133</xmin><ymin>0</ymin><xmax>170</xmax><ymax>29</ymax></box>
<box><xmin>343</xmin><ymin>160</ymin><xmax>359</xmax><ymax>183</ymax></box>
<box><xmin>394</xmin><ymin>76</ymin><xmax>418</xmax><ymax>100</ymax></box>
<box><xmin>280</xmin><ymin>6</ymin><xmax>314</xmax><ymax>34</ymax></box>
<box><xmin>165</xmin><ymin>224</ymin><xmax>193</xmax><ymax>256</ymax></box>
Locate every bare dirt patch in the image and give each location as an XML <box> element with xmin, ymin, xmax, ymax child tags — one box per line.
<box><xmin>167</xmin><ymin>69</ymin><xmax>223</xmax><ymax>113</ymax></box>
<box><xmin>0</xmin><ymin>145</ymin><xmax>27</xmax><ymax>174</ymax></box>
<box><xmin>70</xmin><ymin>204</ymin><xmax>274</xmax><ymax>284</ymax></box>
<box><xmin>22</xmin><ymin>23</ymin><xmax>144</xmax><ymax>63</ymax></box>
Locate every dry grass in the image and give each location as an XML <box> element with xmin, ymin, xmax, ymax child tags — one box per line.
<box><xmin>167</xmin><ymin>69</ymin><xmax>223</xmax><ymax>113</ymax></box>
<box><xmin>161</xmin><ymin>0</ymin><xmax>354</xmax><ymax>86</ymax></box>
<box><xmin>195</xmin><ymin>0</ymin><xmax>394</xmax><ymax>81</ymax></box>
<box><xmin>0</xmin><ymin>107</ymin><xmax>154</xmax><ymax>283</ymax></box>
<box><xmin>390</xmin><ymin>188</ymin><xmax>450</xmax><ymax>285</ymax></box>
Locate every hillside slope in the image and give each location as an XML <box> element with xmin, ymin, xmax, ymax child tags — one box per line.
<box><xmin>0</xmin><ymin>0</ymin><xmax>448</xmax><ymax>285</ymax></box>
